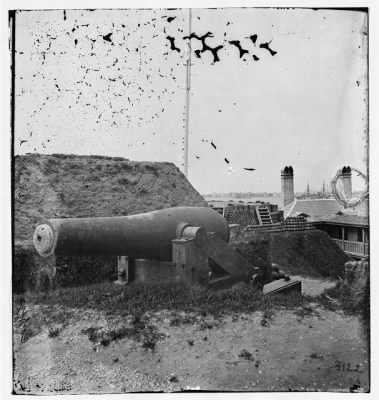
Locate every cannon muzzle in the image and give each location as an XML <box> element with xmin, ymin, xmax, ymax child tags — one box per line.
<box><xmin>33</xmin><ymin>207</ymin><xmax>229</xmax><ymax>260</ymax></box>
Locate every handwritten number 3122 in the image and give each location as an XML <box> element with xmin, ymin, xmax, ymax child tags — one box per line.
<box><xmin>334</xmin><ymin>361</ymin><xmax>363</xmax><ymax>373</ymax></box>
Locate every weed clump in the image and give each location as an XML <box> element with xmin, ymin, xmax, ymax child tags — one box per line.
<box><xmin>48</xmin><ymin>326</ymin><xmax>62</xmax><ymax>338</ymax></box>
<box><xmin>318</xmin><ymin>281</ymin><xmax>364</xmax><ymax>315</ymax></box>
<box><xmin>170</xmin><ymin>314</ymin><xmax>197</xmax><ymax>327</ymax></box>
<box><xmin>81</xmin><ymin>316</ymin><xmax>165</xmax><ymax>350</ymax></box>
<box><xmin>310</xmin><ymin>352</ymin><xmax>323</xmax><ymax>359</ymax></box>
<box><xmin>144</xmin><ymin>164</ymin><xmax>159</xmax><ymax>175</ymax></box>
<box><xmin>117</xmin><ymin>177</ymin><xmax>130</xmax><ymax>185</ymax></box>
<box><xmin>168</xmin><ymin>374</ymin><xmax>178</xmax><ymax>383</ymax></box>
<box><xmin>294</xmin><ymin>303</ymin><xmax>320</xmax><ymax>320</ymax></box>
<box><xmin>141</xmin><ymin>327</ymin><xmax>164</xmax><ymax>351</ymax></box>
<box><xmin>317</xmin><ymin>278</ymin><xmax>370</xmax><ymax>340</ymax></box>
<box><xmin>238</xmin><ymin>349</ymin><xmax>254</xmax><ymax>361</ymax></box>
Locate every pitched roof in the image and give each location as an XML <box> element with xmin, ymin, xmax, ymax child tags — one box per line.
<box><xmin>322</xmin><ymin>215</ymin><xmax>369</xmax><ymax>227</ymax></box>
<box><xmin>283</xmin><ymin>199</ymin><xmax>344</xmax><ymax>220</ymax></box>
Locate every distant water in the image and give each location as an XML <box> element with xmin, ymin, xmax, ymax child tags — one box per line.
<box><xmin>204</xmin><ymin>195</ymin><xmax>282</xmax><ymax>207</ymax></box>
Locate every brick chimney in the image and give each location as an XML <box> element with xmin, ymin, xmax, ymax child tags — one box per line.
<box><xmin>281</xmin><ymin>166</ymin><xmax>294</xmax><ymax>207</ymax></box>
<box><xmin>341</xmin><ymin>166</ymin><xmax>352</xmax><ymax>199</ymax></box>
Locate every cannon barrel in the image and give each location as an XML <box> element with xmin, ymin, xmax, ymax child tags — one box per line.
<box><xmin>33</xmin><ymin>207</ymin><xmax>229</xmax><ymax>260</ymax></box>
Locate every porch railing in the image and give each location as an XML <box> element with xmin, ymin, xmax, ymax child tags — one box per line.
<box><xmin>332</xmin><ymin>239</ymin><xmax>369</xmax><ymax>257</ymax></box>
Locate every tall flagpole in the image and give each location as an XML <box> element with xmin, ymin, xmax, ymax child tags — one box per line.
<box><xmin>184</xmin><ymin>8</ymin><xmax>192</xmax><ymax>177</ymax></box>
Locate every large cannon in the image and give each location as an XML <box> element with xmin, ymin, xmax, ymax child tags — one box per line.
<box><xmin>33</xmin><ymin>206</ymin><xmax>301</xmax><ymax>292</ymax></box>
<box><xmin>33</xmin><ymin>207</ymin><xmax>229</xmax><ymax>260</ymax></box>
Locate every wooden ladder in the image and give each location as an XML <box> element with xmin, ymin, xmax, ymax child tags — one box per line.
<box><xmin>257</xmin><ymin>206</ymin><xmax>273</xmax><ymax>225</ymax></box>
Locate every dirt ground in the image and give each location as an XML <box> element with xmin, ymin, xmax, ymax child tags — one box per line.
<box><xmin>13</xmin><ymin>276</ymin><xmax>369</xmax><ymax>394</ymax></box>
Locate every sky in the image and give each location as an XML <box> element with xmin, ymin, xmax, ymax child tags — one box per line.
<box><xmin>13</xmin><ymin>7</ymin><xmax>368</xmax><ymax>194</ymax></box>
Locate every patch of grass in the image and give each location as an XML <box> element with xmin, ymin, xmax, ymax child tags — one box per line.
<box><xmin>81</xmin><ymin>317</ymin><xmax>165</xmax><ymax>350</ymax></box>
<box><xmin>138</xmin><ymin>187</ymin><xmax>148</xmax><ymax>194</ymax></box>
<box><xmin>141</xmin><ymin>339</ymin><xmax>155</xmax><ymax>350</ymax></box>
<box><xmin>316</xmin><ymin>281</ymin><xmax>370</xmax><ymax>324</ymax></box>
<box><xmin>81</xmin><ymin>327</ymin><xmax>99</xmax><ymax>343</ymax></box>
<box><xmin>316</xmin><ymin>280</ymin><xmax>370</xmax><ymax>340</ymax></box>
<box><xmin>294</xmin><ymin>303</ymin><xmax>320</xmax><ymax>320</ymax></box>
<box><xmin>144</xmin><ymin>164</ymin><xmax>159</xmax><ymax>175</ymax></box>
<box><xmin>48</xmin><ymin>326</ymin><xmax>62</xmax><ymax>338</ymax></box>
<box><xmin>317</xmin><ymin>282</ymin><xmax>358</xmax><ymax>314</ymax></box>
<box><xmin>117</xmin><ymin>177</ymin><xmax>130</xmax><ymax>185</ymax></box>
<box><xmin>119</xmin><ymin>163</ymin><xmax>133</xmax><ymax>172</ymax></box>
<box><xmin>168</xmin><ymin>374</ymin><xmax>178</xmax><ymax>383</ymax></box>
<box><xmin>21</xmin><ymin>281</ymin><xmax>310</xmax><ymax>319</ymax></box>
<box><xmin>238</xmin><ymin>349</ymin><xmax>254</xmax><ymax>361</ymax></box>
<box><xmin>262</xmin><ymin>309</ymin><xmax>275</xmax><ymax>320</ymax></box>
<box><xmin>141</xmin><ymin>328</ymin><xmax>165</xmax><ymax>351</ymax></box>
<box><xmin>82</xmin><ymin>325</ymin><xmax>137</xmax><ymax>347</ymax></box>
<box><xmin>310</xmin><ymin>352</ymin><xmax>324</xmax><ymax>359</ymax></box>
<box><xmin>260</xmin><ymin>308</ymin><xmax>275</xmax><ymax>327</ymax></box>
<box><xmin>169</xmin><ymin>314</ymin><xmax>197</xmax><ymax>327</ymax></box>
<box><xmin>199</xmin><ymin>320</ymin><xmax>215</xmax><ymax>330</ymax></box>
